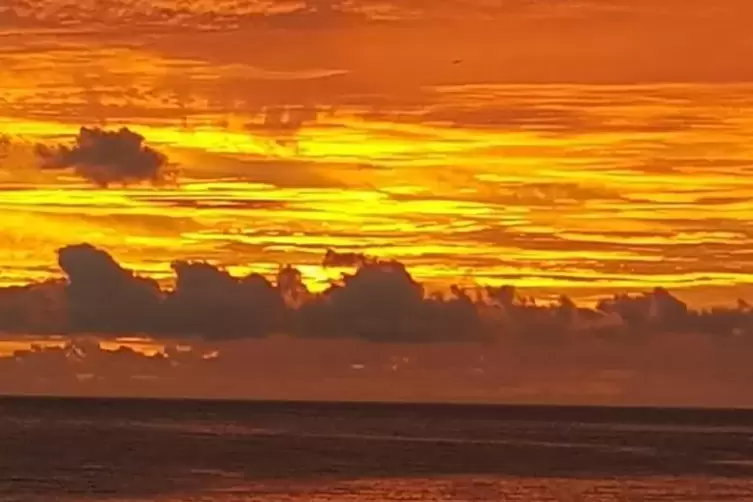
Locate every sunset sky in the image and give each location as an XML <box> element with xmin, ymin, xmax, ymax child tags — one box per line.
<box><xmin>1</xmin><ymin>0</ymin><xmax>753</xmax><ymax>403</ymax></box>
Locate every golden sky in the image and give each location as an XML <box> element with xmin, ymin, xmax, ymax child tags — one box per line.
<box><xmin>1</xmin><ymin>0</ymin><xmax>753</xmax><ymax>307</ymax></box>
<box><xmin>2</xmin><ymin>0</ymin><xmax>753</xmax><ymax>403</ymax></box>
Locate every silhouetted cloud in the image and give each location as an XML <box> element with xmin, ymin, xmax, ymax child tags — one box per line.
<box><xmin>0</xmin><ymin>280</ymin><xmax>66</xmax><ymax>334</ymax></box>
<box><xmin>58</xmin><ymin>243</ymin><xmax>163</xmax><ymax>334</ymax></box>
<box><xmin>297</xmin><ymin>261</ymin><xmax>486</xmax><ymax>342</ymax></box>
<box><xmin>0</xmin><ymin>243</ymin><xmax>752</xmax><ymax>344</ymax></box>
<box><xmin>35</xmin><ymin>127</ymin><xmax>170</xmax><ymax>187</ymax></box>
<box><xmin>6</xmin><ymin>247</ymin><xmax>753</xmax><ymax>406</ymax></box>
<box><xmin>322</xmin><ymin>249</ymin><xmax>371</xmax><ymax>268</ymax></box>
<box><xmin>161</xmin><ymin>261</ymin><xmax>286</xmax><ymax>339</ymax></box>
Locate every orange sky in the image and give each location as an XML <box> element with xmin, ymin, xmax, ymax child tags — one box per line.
<box><xmin>1</xmin><ymin>2</ymin><xmax>753</xmax><ymax>369</ymax></box>
<box><xmin>1</xmin><ymin>1</ymin><xmax>753</xmax><ymax>403</ymax></box>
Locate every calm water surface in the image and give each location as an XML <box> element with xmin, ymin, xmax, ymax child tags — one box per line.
<box><xmin>2</xmin><ymin>398</ymin><xmax>753</xmax><ymax>501</ymax></box>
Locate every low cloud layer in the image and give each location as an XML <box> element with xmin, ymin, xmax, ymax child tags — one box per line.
<box><xmin>3</xmin><ymin>331</ymin><xmax>753</xmax><ymax>407</ymax></box>
<box><xmin>4</xmin><ymin>244</ymin><xmax>753</xmax><ymax>405</ymax></box>
<box><xmin>1</xmin><ymin>243</ymin><xmax>753</xmax><ymax>343</ymax></box>
<box><xmin>35</xmin><ymin>127</ymin><xmax>170</xmax><ymax>187</ymax></box>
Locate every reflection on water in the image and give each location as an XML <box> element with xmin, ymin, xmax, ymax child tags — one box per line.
<box><xmin>3</xmin><ymin>398</ymin><xmax>753</xmax><ymax>501</ymax></box>
<box><xmin>186</xmin><ymin>477</ymin><xmax>753</xmax><ymax>502</ymax></box>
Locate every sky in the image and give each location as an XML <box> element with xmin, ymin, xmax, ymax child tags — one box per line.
<box><xmin>1</xmin><ymin>0</ymin><xmax>753</xmax><ymax>404</ymax></box>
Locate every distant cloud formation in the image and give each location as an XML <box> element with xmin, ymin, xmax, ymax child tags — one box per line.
<box><xmin>5</xmin><ymin>244</ymin><xmax>753</xmax><ymax>406</ymax></box>
<box><xmin>322</xmin><ymin>249</ymin><xmax>372</xmax><ymax>268</ymax></box>
<box><xmin>298</xmin><ymin>260</ymin><xmax>485</xmax><ymax>342</ymax></box>
<box><xmin>1</xmin><ymin>243</ymin><xmax>753</xmax><ymax>343</ymax></box>
<box><xmin>58</xmin><ymin>243</ymin><xmax>163</xmax><ymax>334</ymax></box>
<box><xmin>35</xmin><ymin>127</ymin><xmax>171</xmax><ymax>187</ymax></box>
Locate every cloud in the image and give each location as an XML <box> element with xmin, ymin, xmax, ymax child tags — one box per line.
<box><xmin>57</xmin><ymin>243</ymin><xmax>163</xmax><ymax>334</ymax></box>
<box><xmin>0</xmin><ymin>243</ymin><xmax>752</xmax><ymax>345</ymax></box>
<box><xmin>55</xmin><ymin>244</ymin><xmax>285</xmax><ymax>339</ymax></box>
<box><xmin>297</xmin><ymin>260</ymin><xmax>486</xmax><ymax>342</ymax></box>
<box><xmin>35</xmin><ymin>127</ymin><xmax>172</xmax><ymax>187</ymax></box>
<box><xmin>5</xmin><ymin>247</ymin><xmax>753</xmax><ymax>406</ymax></box>
<box><xmin>322</xmin><ymin>248</ymin><xmax>371</xmax><ymax>267</ymax></box>
<box><xmin>4</xmin><ymin>330</ymin><xmax>753</xmax><ymax>407</ymax></box>
<box><xmin>161</xmin><ymin>260</ymin><xmax>286</xmax><ymax>339</ymax></box>
<box><xmin>0</xmin><ymin>280</ymin><xmax>66</xmax><ymax>334</ymax></box>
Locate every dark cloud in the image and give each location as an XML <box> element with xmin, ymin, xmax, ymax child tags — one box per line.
<box><xmin>297</xmin><ymin>261</ymin><xmax>486</xmax><ymax>342</ymax></box>
<box><xmin>35</xmin><ymin>127</ymin><xmax>171</xmax><ymax>187</ymax></box>
<box><xmin>161</xmin><ymin>261</ymin><xmax>286</xmax><ymax>339</ymax></box>
<box><xmin>6</xmin><ymin>246</ymin><xmax>753</xmax><ymax>406</ymax></box>
<box><xmin>322</xmin><ymin>248</ymin><xmax>372</xmax><ymax>267</ymax></box>
<box><xmin>58</xmin><ymin>243</ymin><xmax>163</xmax><ymax>334</ymax></box>
<box><xmin>0</xmin><ymin>280</ymin><xmax>66</xmax><ymax>334</ymax></box>
<box><xmin>0</xmin><ymin>243</ymin><xmax>753</xmax><ymax>344</ymax></box>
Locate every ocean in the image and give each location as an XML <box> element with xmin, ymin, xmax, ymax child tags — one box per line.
<box><xmin>2</xmin><ymin>397</ymin><xmax>753</xmax><ymax>501</ymax></box>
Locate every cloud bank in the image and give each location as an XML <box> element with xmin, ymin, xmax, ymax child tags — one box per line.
<box><xmin>1</xmin><ymin>243</ymin><xmax>752</xmax><ymax>343</ymax></box>
<box><xmin>3</xmin><ymin>244</ymin><xmax>753</xmax><ymax>406</ymax></box>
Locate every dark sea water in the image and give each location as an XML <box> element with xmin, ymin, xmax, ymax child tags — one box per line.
<box><xmin>3</xmin><ymin>398</ymin><xmax>753</xmax><ymax>501</ymax></box>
